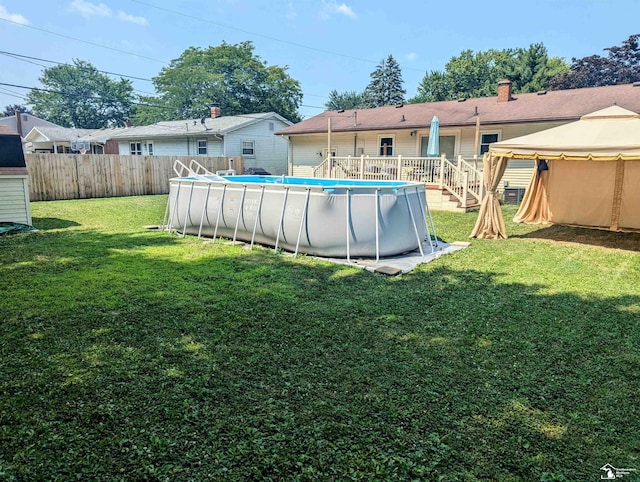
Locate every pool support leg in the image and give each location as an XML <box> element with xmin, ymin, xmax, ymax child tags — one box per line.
<box><xmin>181</xmin><ymin>181</ymin><xmax>196</xmax><ymax>238</ymax></box>
<box><xmin>274</xmin><ymin>187</ymin><xmax>290</xmax><ymax>253</ymax></box>
<box><xmin>250</xmin><ymin>185</ymin><xmax>266</xmax><ymax>249</ymax></box>
<box><xmin>233</xmin><ymin>185</ymin><xmax>247</xmax><ymax>244</ymax></box>
<box><xmin>405</xmin><ymin>188</ymin><xmax>425</xmax><ymax>257</ymax></box>
<box><xmin>197</xmin><ymin>183</ymin><xmax>212</xmax><ymax>239</ymax></box>
<box><xmin>294</xmin><ymin>188</ymin><xmax>311</xmax><ymax>256</ymax></box>
<box><xmin>212</xmin><ymin>184</ymin><xmax>227</xmax><ymax>244</ymax></box>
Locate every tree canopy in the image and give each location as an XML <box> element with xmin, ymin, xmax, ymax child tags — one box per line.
<box><xmin>324</xmin><ymin>90</ymin><xmax>367</xmax><ymax>111</ymax></box>
<box><xmin>133</xmin><ymin>41</ymin><xmax>303</xmax><ymax>124</ymax></box>
<box><xmin>550</xmin><ymin>34</ymin><xmax>640</xmax><ymax>89</ymax></box>
<box><xmin>26</xmin><ymin>60</ymin><xmax>134</xmax><ymax>129</ymax></box>
<box><xmin>363</xmin><ymin>55</ymin><xmax>406</xmax><ymax>108</ymax></box>
<box><xmin>410</xmin><ymin>44</ymin><xmax>569</xmax><ymax>103</ymax></box>
<box><xmin>2</xmin><ymin>104</ymin><xmax>32</xmax><ymax>117</ymax></box>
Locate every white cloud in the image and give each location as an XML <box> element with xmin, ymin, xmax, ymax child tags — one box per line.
<box><xmin>320</xmin><ymin>1</ymin><xmax>356</xmax><ymax>20</ymax></box>
<box><xmin>0</xmin><ymin>5</ymin><xmax>30</xmax><ymax>25</ymax></box>
<box><xmin>118</xmin><ymin>11</ymin><xmax>148</xmax><ymax>25</ymax></box>
<box><xmin>406</xmin><ymin>52</ymin><xmax>417</xmax><ymax>61</ymax></box>
<box><xmin>70</xmin><ymin>0</ymin><xmax>111</xmax><ymax>18</ymax></box>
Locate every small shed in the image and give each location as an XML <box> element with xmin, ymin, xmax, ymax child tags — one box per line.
<box><xmin>0</xmin><ymin>126</ymin><xmax>32</xmax><ymax>225</ymax></box>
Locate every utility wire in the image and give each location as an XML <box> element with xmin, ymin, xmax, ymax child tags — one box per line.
<box><xmin>0</xmin><ymin>50</ymin><xmax>154</xmax><ymax>82</ymax></box>
<box><xmin>0</xmin><ymin>16</ymin><xmax>336</xmax><ymax>105</ymax></box>
<box><xmin>129</xmin><ymin>0</ymin><xmax>426</xmax><ymax>73</ymax></box>
<box><xmin>0</xmin><ymin>82</ymin><xmax>169</xmax><ymax>109</ymax></box>
<box><xmin>0</xmin><ymin>82</ymin><xmax>324</xmax><ymax>119</ymax></box>
<box><xmin>0</xmin><ymin>18</ymin><xmax>168</xmax><ymax>64</ymax></box>
<box><xmin>0</xmin><ymin>51</ymin><xmax>158</xmax><ymax>97</ymax></box>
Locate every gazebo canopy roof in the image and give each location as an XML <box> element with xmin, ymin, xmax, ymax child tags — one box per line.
<box><xmin>489</xmin><ymin>106</ymin><xmax>640</xmax><ymax>161</ymax></box>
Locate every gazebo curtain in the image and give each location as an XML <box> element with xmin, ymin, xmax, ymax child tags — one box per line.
<box><xmin>513</xmin><ymin>159</ymin><xmax>551</xmax><ymax>225</ymax></box>
<box><xmin>470</xmin><ymin>153</ymin><xmax>509</xmax><ymax>239</ymax></box>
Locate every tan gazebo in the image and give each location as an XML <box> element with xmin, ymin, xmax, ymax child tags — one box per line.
<box><xmin>471</xmin><ymin>105</ymin><xmax>640</xmax><ymax>238</ymax></box>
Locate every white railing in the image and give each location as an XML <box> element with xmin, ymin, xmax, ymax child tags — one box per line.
<box><xmin>312</xmin><ymin>154</ymin><xmax>484</xmax><ymax>208</ymax></box>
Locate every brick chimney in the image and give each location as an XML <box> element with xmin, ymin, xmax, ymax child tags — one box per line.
<box><xmin>497</xmin><ymin>79</ymin><xmax>513</xmax><ymax>103</ymax></box>
<box><xmin>210</xmin><ymin>104</ymin><xmax>221</xmax><ymax>118</ymax></box>
<box><xmin>15</xmin><ymin>111</ymin><xmax>23</xmax><ymax>136</ymax></box>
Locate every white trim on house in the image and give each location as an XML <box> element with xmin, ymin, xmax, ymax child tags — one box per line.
<box><xmin>197</xmin><ymin>139</ymin><xmax>207</xmax><ymax>155</ymax></box>
<box><xmin>479</xmin><ymin>130</ymin><xmax>502</xmax><ymax>156</ymax></box>
<box><xmin>242</xmin><ymin>140</ymin><xmax>255</xmax><ymax>157</ymax></box>
<box><xmin>130</xmin><ymin>141</ymin><xmax>142</xmax><ymax>155</ymax></box>
<box><xmin>378</xmin><ymin>134</ymin><xmax>395</xmax><ymax>156</ymax></box>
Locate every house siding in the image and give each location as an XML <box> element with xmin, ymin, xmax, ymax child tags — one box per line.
<box><xmin>287</xmin><ymin>121</ymin><xmax>569</xmax><ymax>187</ymax></box>
<box><xmin>225</xmin><ymin>119</ymin><xmax>290</xmax><ymax>174</ymax></box>
<box><xmin>117</xmin><ymin>137</ymin><xmax>224</xmax><ymax>157</ymax></box>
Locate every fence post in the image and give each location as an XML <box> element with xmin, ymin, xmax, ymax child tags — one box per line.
<box><xmin>396</xmin><ymin>155</ymin><xmax>402</xmax><ymax>180</ymax></box>
<box><xmin>360</xmin><ymin>155</ymin><xmax>365</xmax><ymax>179</ymax></box>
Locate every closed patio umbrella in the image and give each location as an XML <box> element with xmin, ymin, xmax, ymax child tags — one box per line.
<box><xmin>426</xmin><ymin>116</ymin><xmax>440</xmax><ymax>157</ymax></box>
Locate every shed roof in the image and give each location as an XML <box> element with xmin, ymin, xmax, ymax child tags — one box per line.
<box><xmin>0</xmin><ymin>125</ymin><xmax>18</xmax><ymax>135</ymax></box>
<box><xmin>277</xmin><ymin>83</ymin><xmax>640</xmax><ymax>135</ymax></box>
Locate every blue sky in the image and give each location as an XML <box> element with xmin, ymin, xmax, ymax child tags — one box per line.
<box><xmin>1</xmin><ymin>0</ymin><xmax>639</xmax><ymax>121</ymax></box>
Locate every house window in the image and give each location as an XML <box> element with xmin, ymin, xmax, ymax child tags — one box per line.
<box><xmin>480</xmin><ymin>133</ymin><xmax>499</xmax><ymax>155</ymax></box>
<box><xmin>197</xmin><ymin>139</ymin><xmax>207</xmax><ymax>155</ymax></box>
<box><xmin>379</xmin><ymin>136</ymin><xmax>394</xmax><ymax>156</ymax></box>
<box><xmin>130</xmin><ymin>142</ymin><xmax>142</xmax><ymax>155</ymax></box>
<box><xmin>242</xmin><ymin>141</ymin><xmax>255</xmax><ymax>157</ymax></box>
<box><xmin>269</xmin><ymin>122</ymin><xmax>275</xmax><ymax>132</ymax></box>
<box><xmin>147</xmin><ymin>142</ymin><xmax>154</xmax><ymax>155</ymax></box>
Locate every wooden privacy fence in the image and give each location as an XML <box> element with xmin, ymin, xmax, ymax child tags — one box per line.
<box><xmin>25</xmin><ymin>154</ymin><xmax>244</xmax><ymax>201</ymax></box>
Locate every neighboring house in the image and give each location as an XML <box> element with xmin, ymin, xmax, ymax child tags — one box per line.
<box><xmin>0</xmin><ymin>112</ymin><xmax>61</xmax><ymax>139</ymax></box>
<box><xmin>23</xmin><ymin>126</ymin><xmax>125</xmax><ymax>154</ymax></box>
<box><xmin>277</xmin><ymin>81</ymin><xmax>640</xmax><ymax>188</ymax></box>
<box><xmin>109</xmin><ymin>109</ymin><xmax>293</xmax><ymax>175</ymax></box>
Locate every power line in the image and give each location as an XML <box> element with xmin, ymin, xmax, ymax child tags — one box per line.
<box><xmin>0</xmin><ymin>87</ymin><xmax>27</xmax><ymax>100</ymax></box>
<box><xmin>0</xmin><ymin>82</ymin><xmax>169</xmax><ymax>110</ymax></box>
<box><xmin>0</xmin><ymin>18</ymin><xmax>333</xmax><ymax>107</ymax></box>
<box><xmin>0</xmin><ymin>82</ymin><xmax>323</xmax><ymax>119</ymax></box>
<box><xmin>129</xmin><ymin>0</ymin><xmax>425</xmax><ymax>73</ymax></box>
<box><xmin>0</xmin><ymin>51</ymin><xmax>158</xmax><ymax>97</ymax></box>
<box><xmin>0</xmin><ymin>50</ymin><xmax>154</xmax><ymax>82</ymax></box>
<box><xmin>0</xmin><ymin>18</ymin><xmax>168</xmax><ymax>64</ymax></box>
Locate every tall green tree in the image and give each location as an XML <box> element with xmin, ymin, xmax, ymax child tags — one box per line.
<box><xmin>363</xmin><ymin>55</ymin><xmax>406</xmax><ymax>108</ymax></box>
<box><xmin>26</xmin><ymin>60</ymin><xmax>134</xmax><ymax>128</ymax></box>
<box><xmin>410</xmin><ymin>44</ymin><xmax>568</xmax><ymax>103</ymax></box>
<box><xmin>133</xmin><ymin>41</ymin><xmax>302</xmax><ymax>124</ymax></box>
<box><xmin>324</xmin><ymin>90</ymin><xmax>366</xmax><ymax>110</ymax></box>
<box><xmin>2</xmin><ymin>104</ymin><xmax>32</xmax><ymax>117</ymax></box>
<box><xmin>550</xmin><ymin>34</ymin><xmax>640</xmax><ymax>89</ymax></box>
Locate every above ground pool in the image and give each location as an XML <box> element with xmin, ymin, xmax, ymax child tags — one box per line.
<box><xmin>165</xmin><ymin>161</ymin><xmax>437</xmax><ymax>259</ymax></box>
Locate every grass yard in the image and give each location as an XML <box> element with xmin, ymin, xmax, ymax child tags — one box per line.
<box><xmin>1</xmin><ymin>195</ymin><xmax>639</xmax><ymax>481</ymax></box>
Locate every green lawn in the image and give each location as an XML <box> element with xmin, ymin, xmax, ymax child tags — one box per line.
<box><xmin>1</xmin><ymin>195</ymin><xmax>639</xmax><ymax>481</ymax></box>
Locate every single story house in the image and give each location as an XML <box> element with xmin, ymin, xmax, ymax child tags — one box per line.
<box><xmin>277</xmin><ymin>81</ymin><xmax>640</xmax><ymax>190</ymax></box>
<box><xmin>109</xmin><ymin>109</ymin><xmax>293</xmax><ymax>175</ymax></box>
<box><xmin>24</xmin><ymin>126</ymin><xmax>125</xmax><ymax>154</ymax></box>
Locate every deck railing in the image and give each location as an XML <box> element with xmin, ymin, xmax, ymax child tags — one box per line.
<box><xmin>312</xmin><ymin>154</ymin><xmax>484</xmax><ymax>208</ymax></box>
